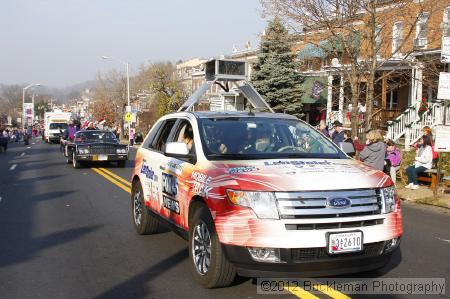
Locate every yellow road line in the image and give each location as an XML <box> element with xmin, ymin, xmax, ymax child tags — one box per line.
<box><xmin>92</xmin><ymin>168</ymin><xmax>131</xmax><ymax>194</ymax></box>
<box><xmin>312</xmin><ymin>284</ymin><xmax>352</xmax><ymax>299</ymax></box>
<box><xmin>97</xmin><ymin>167</ymin><xmax>131</xmax><ymax>186</ymax></box>
<box><xmin>284</xmin><ymin>286</ymin><xmax>320</xmax><ymax>299</ymax></box>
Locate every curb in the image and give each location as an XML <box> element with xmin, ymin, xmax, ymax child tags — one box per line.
<box><xmin>400</xmin><ymin>197</ymin><xmax>450</xmax><ymax>210</ymax></box>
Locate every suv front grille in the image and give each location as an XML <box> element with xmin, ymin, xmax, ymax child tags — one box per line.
<box><xmin>285</xmin><ymin>218</ymin><xmax>384</xmax><ymax>230</ymax></box>
<box><xmin>290</xmin><ymin>242</ymin><xmax>385</xmax><ymax>262</ymax></box>
<box><xmin>276</xmin><ymin>189</ymin><xmax>382</xmax><ymax>219</ymax></box>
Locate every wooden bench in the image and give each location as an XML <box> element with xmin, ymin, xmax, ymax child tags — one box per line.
<box><xmin>417</xmin><ymin>169</ymin><xmax>445</xmax><ymax>189</ymax></box>
<box><xmin>444</xmin><ymin>176</ymin><xmax>450</xmax><ymax>194</ymax></box>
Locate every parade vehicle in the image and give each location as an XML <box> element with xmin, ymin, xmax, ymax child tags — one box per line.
<box><xmin>130</xmin><ymin>59</ymin><xmax>403</xmax><ymax>288</ymax></box>
<box><xmin>65</xmin><ymin>130</ymin><xmax>128</xmax><ymax>168</ymax></box>
<box><xmin>44</xmin><ymin>110</ymin><xmax>71</xmax><ymax>143</ymax></box>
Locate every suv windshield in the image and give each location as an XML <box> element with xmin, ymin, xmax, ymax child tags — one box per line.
<box><xmin>49</xmin><ymin>123</ymin><xmax>68</xmax><ymax>130</ymax></box>
<box><xmin>199</xmin><ymin>117</ymin><xmax>345</xmax><ymax>160</ymax></box>
<box><xmin>75</xmin><ymin>131</ymin><xmax>117</xmax><ymax>142</ymax></box>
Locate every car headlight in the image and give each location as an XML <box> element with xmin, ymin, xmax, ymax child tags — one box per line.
<box><xmin>116</xmin><ymin>148</ymin><xmax>127</xmax><ymax>154</ymax></box>
<box><xmin>226</xmin><ymin>190</ymin><xmax>279</xmax><ymax>219</ymax></box>
<box><xmin>78</xmin><ymin>148</ymin><xmax>89</xmax><ymax>154</ymax></box>
<box><xmin>380</xmin><ymin>186</ymin><xmax>398</xmax><ymax>213</ymax></box>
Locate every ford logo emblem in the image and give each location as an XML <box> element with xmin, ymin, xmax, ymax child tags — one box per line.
<box><xmin>328</xmin><ymin>197</ymin><xmax>352</xmax><ymax>208</ymax></box>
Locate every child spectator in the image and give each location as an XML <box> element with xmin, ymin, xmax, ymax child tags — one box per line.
<box><xmin>385</xmin><ymin>140</ymin><xmax>401</xmax><ymax>184</ymax></box>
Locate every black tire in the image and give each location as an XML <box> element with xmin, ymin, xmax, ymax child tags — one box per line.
<box><xmin>131</xmin><ymin>182</ymin><xmax>159</xmax><ymax>234</ymax></box>
<box><xmin>66</xmin><ymin>148</ymin><xmax>72</xmax><ymax>164</ymax></box>
<box><xmin>189</xmin><ymin>204</ymin><xmax>236</xmax><ymax>288</ymax></box>
<box><xmin>117</xmin><ymin>160</ymin><xmax>126</xmax><ymax>168</ymax></box>
<box><xmin>72</xmin><ymin>152</ymin><xmax>81</xmax><ymax>169</ymax></box>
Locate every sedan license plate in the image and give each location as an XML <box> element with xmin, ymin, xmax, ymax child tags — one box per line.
<box><xmin>328</xmin><ymin>231</ymin><xmax>362</xmax><ymax>254</ymax></box>
<box><xmin>97</xmin><ymin>155</ymin><xmax>108</xmax><ymax>161</ymax></box>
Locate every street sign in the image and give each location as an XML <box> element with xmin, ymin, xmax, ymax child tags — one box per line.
<box><xmin>437</xmin><ymin>72</ymin><xmax>450</xmax><ymax>100</ymax></box>
<box><xmin>125</xmin><ymin>105</ymin><xmax>131</xmax><ymax>113</ymax></box>
<box><xmin>434</xmin><ymin>125</ymin><xmax>450</xmax><ymax>152</ymax></box>
<box><xmin>124</xmin><ymin>112</ymin><xmax>132</xmax><ymax>123</ymax></box>
<box><xmin>441</xmin><ymin>36</ymin><xmax>450</xmax><ymax>63</ymax></box>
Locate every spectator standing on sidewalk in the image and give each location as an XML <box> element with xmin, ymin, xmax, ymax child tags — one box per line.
<box><xmin>331</xmin><ymin>121</ymin><xmax>345</xmax><ymax>144</ymax></box>
<box><xmin>319</xmin><ymin>120</ymin><xmax>330</xmax><ymax>138</ymax></box>
<box><xmin>129</xmin><ymin>128</ymin><xmax>135</xmax><ymax>146</ymax></box>
<box><xmin>358</xmin><ymin>130</ymin><xmax>386</xmax><ymax>171</ymax></box>
<box><xmin>405</xmin><ymin>135</ymin><xmax>433</xmax><ymax>190</ymax></box>
<box><xmin>385</xmin><ymin>140</ymin><xmax>402</xmax><ymax>184</ymax></box>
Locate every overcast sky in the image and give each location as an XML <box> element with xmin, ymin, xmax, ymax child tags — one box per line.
<box><xmin>0</xmin><ymin>0</ymin><xmax>266</xmax><ymax>88</ymax></box>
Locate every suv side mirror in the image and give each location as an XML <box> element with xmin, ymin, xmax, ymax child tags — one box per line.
<box><xmin>165</xmin><ymin>142</ymin><xmax>189</xmax><ymax>155</ymax></box>
<box><xmin>165</xmin><ymin>142</ymin><xmax>196</xmax><ymax>163</ymax></box>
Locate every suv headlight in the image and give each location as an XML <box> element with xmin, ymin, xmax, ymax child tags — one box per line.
<box><xmin>78</xmin><ymin>148</ymin><xmax>89</xmax><ymax>154</ymax></box>
<box><xmin>226</xmin><ymin>190</ymin><xmax>279</xmax><ymax>219</ymax></box>
<box><xmin>116</xmin><ymin>148</ymin><xmax>127</xmax><ymax>154</ymax></box>
<box><xmin>380</xmin><ymin>186</ymin><xmax>398</xmax><ymax>213</ymax></box>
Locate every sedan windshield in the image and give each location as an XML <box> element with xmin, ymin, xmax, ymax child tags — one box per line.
<box><xmin>198</xmin><ymin>117</ymin><xmax>345</xmax><ymax>160</ymax></box>
<box><xmin>49</xmin><ymin>123</ymin><xmax>68</xmax><ymax>130</ymax></box>
<box><xmin>75</xmin><ymin>131</ymin><xmax>117</xmax><ymax>142</ymax></box>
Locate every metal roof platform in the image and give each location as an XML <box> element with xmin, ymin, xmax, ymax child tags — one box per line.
<box><xmin>178</xmin><ymin>59</ymin><xmax>274</xmax><ymax>113</ymax></box>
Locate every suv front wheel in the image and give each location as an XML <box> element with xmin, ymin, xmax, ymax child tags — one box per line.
<box><xmin>131</xmin><ymin>182</ymin><xmax>160</xmax><ymax>234</ymax></box>
<box><xmin>189</xmin><ymin>204</ymin><xmax>236</xmax><ymax>288</ymax></box>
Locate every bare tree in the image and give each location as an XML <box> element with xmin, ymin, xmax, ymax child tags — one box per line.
<box><xmin>261</xmin><ymin>0</ymin><xmax>447</xmax><ymax>136</ymax></box>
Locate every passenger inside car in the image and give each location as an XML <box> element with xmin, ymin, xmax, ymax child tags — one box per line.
<box><xmin>183</xmin><ymin>126</ymin><xmax>194</xmax><ymax>152</ymax></box>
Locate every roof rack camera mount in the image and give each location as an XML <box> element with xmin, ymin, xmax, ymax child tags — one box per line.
<box><xmin>178</xmin><ymin>59</ymin><xmax>274</xmax><ymax>113</ymax></box>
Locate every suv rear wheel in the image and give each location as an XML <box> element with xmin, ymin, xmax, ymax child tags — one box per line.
<box><xmin>132</xmin><ymin>182</ymin><xmax>160</xmax><ymax>234</ymax></box>
<box><xmin>189</xmin><ymin>204</ymin><xmax>236</xmax><ymax>288</ymax></box>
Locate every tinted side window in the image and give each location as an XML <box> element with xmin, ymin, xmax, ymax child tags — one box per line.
<box><xmin>143</xmin><ymin>121</ymin><xmax>163</xmax><ymax>149</ymax></box>
<box><xmin>152</xmin><ymin>119</ymin><xmax>176</xmax><ymax>152</ymax></box>
<box><xmin>173</xmin><ymin>120</ymin><xmax>195</xmax><ymax>155</ymax></box>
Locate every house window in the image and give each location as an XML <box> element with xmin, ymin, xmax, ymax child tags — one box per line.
<box><xmin>375</xmin><ymin>26</ymin><xmax>382</xmax><ymax>56</ymax></box>
<box><xmin>444</xmin><ymin>7</ymin><xmax>450</xmax><ymax>37</ymax></box>
<box><xmin>415</xmin><ymin>12</ymin><xmax>429</xmax><ymax>48</ymax></box>
<box><xmin>392</xmin><ymin>22</ymin><xmax>404</xmax><ymax>55</ymax></box>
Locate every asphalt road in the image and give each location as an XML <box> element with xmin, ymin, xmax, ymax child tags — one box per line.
<box><xmin>0</xmin><ymin>139</ymin><xmax>449</xmax><ymax>299</ymax></box>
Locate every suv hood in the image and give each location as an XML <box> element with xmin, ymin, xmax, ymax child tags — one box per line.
<box><xmin>212</xmin><ymin>158</ymin><xmax>391</xmax><ymax>191</ymax></box>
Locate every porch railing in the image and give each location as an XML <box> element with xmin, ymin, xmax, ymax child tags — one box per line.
<box><xmin>387</xmin><ymin>101</ymin><xmax>445</xmax><ymax>148</ymax></box>
<box><xmin>370</xmin><ymin>108</ymin><xmax>402</xmax><ymax>130</ymax></box>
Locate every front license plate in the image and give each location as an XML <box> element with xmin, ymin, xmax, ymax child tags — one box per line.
<box><xmin>97</xmin><ymin>155</ymin><xmax>108</xmax><ymax>161</ymax></box>
<box><xmin>328</xmin><ymin>231</ymin><xmax>362</xmax><ymax>254</ymax></box>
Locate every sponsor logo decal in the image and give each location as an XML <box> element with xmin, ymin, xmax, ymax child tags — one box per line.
<box><xmin>228</xmin><ymin>166</ymin><xmax>258</xmax><ymax>174</ymax></box>
<box><xmin>264</xmin><ymin>160</ymin><xmax>332</xmax><ymax>167</ymax></box>
<box><xmin>162</xmin><ymin>173</ymin><xmax>178</xmax><ymax>197</ymax></box>
<box><xmin>162</xmin><ymin>195</ymin><xmax>180</xmax><ymax>214</ymax></box>
<box><xmin>141</xmin><ymin>164</ymin><xmax>158</xmax><ymax>181</ymax></box>
<box><xmin>191</xmin><ymin>171</ymin><xmax>212</xmax><ymax>196</ymax></box>
<box><xmin>327</xmin><ymin>197</ymin><xmax>352</xmax><ymax>208</ymax></box>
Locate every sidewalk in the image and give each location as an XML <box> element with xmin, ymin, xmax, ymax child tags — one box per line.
<box><xmin>398</xmin><ymin>185</ymin><xmax>450</xmax><ymax>209</ymax></box>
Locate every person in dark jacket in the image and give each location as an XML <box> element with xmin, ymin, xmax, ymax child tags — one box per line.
<box><xmin>359</xmin><ymin>130</ymin><xmax>386</xmax><ymax>171</ymax></box>
<box><xmin>331</xmin><ymin>121</ymin><xmax>345</xmax><ymax>144</ymax></box>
